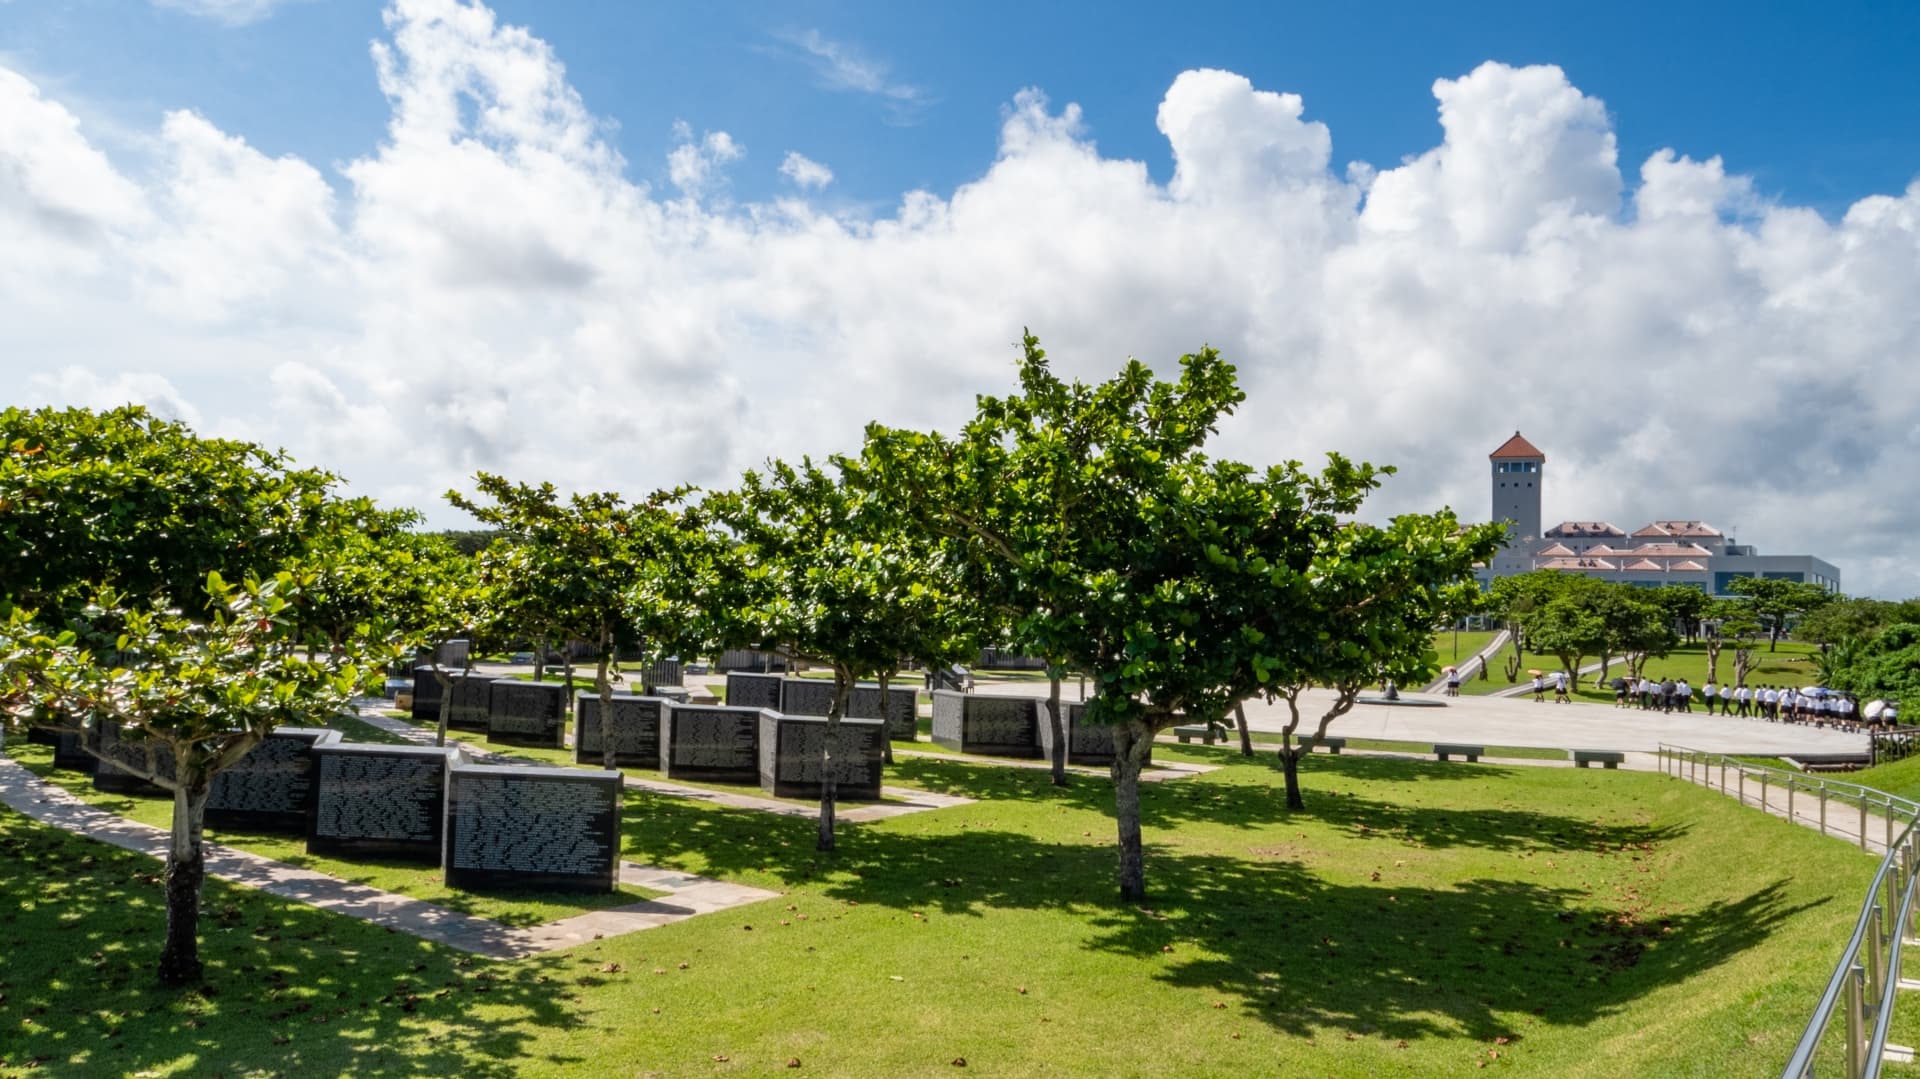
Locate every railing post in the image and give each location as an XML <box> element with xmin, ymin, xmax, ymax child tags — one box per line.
<box><xmin>1720</xmin><ymin>759</ymin><xmax>1727</xmax><ymax>793</ymax></box>
<box><xmin>1738</xmin><ymin>767</ymin><xmax>1745</xmax><ymax>807</ymax></box>
<box><xmin>1788</xmin><ymin>775</ymin><xmax>1796</xmax><ymax>823</ymax></box>
<box><xmin>1863</xmin><ymin>791</ymin><xmax>1872</xmax><ymax>852</ymax></box>
<box><xmin>1761</xmin><ymin>772</ymin><xmax>1770</xmax><ymax>814</ymax></box>
<box><xmin>1867</xmin><ymin>906</ymin><xmax>1885</xmax><ymax>1013</ymax></box>
<box><xmin>1886</xmin><ymin>797</ymin><xmax>1894</xmax><ymax>853</ymax></box>
<box><xmin>1848</xmin><ymin>962</ymin><xmax>1866</xmax><ymax>1078</ymax></box>
<box><xmin>1821</xmin><ymin>781</ymin><xmax>1829</xmax><ymax>837</ymax></box>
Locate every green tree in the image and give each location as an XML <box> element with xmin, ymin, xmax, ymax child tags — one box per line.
<box><xmin>858</xmin><ymin>331</ymin><xmax>1242</xmax><ymax>786</ymax></box>
<box><xmin>1794</xmin><ymin>596</ymin><xmax>1898</xmax><ymax>648</ymax></box>
<box><xmin>1590</xmin><ymin>585</ymin><xmax>1675</xmax><ymax>685</ymax></box>
<box><xmin>710</xmin><ymin>458</ymin><xmax>946</xmax><ymax>850</ymax></box>
<box><xmin>1646</xmin><ymin>584</ymin><xmax>1711</xmax><ymax>644</ymax></box>
<box><xmin>1727</xmin><ymin>577</ymin><xmax>1835</xmax><ymax>651</ymax></box>
<box><xmin>1263</xmin><ymin>506</ymin><xmax>1503</xmax><ymax>808</ymax></box>
<box><xmin>3</xmin><ymin>576</ymin><xmax>377</xmax><ymax>986</ymax></box>
<box><xmin>1524</xmin><ymin>596</ymin><xmax>1605</xmax><ymax>689</ymax></box>
<box><xmin>449</xmin><ymin>475</ymin><xmax>704</xmax><ymax>770</ymax></box>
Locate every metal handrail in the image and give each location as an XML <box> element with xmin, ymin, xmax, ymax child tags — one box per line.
<box><xmin>1656</xmin><ymin>745</ymin><xmax>1920</xmax><ymax>1078</ymax></box>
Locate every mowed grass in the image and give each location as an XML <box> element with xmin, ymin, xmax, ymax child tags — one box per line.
<box><xmin>3</xmin><ymin>740</ymin><xmax>660</xmax><ymax>928</ymax></box>
<box><xmin>0</xmin><ymin>737</ymin><xmax>1878</xmax><ymax>1077</ymax></box>
<box><xmin>1430</xmin><ymin>629</ymin><xmax>1502</xmax><ymax>668</ymax></box>
<box><xmin>1460</xmin><ymin>641</ymin><xmax>1823</xmax><ymax>703</ymax></box>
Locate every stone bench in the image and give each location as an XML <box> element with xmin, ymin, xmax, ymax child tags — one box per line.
<box><xmin>1433</xmin><ymin>743</ymin><xmax>1483</xmax><ymax>763</ymax></box>
<box><xmin>1316</xmin><ymin>737</ymin><xmax>1346</xmax><ymax>755</ymax></box>
<box><xmin>1573</xmin><ymin>749</ymin><xmax>1626</xmax><ymax>769</ymax></box>
<box><xmin>1173</xmin><ymin>724</ymin><xmax>1224</xmax><ymax>745</ymax></box>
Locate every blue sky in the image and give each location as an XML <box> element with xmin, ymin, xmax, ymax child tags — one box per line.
<box><xmin>3</xmin><ymin>0</ymin><xmax>1919</xmax><ymax>595</ymax></box>
<box><xmin>6</xmin><ymin>1</ymin><xmax>1916</xmax><ymax>216</ymax></box>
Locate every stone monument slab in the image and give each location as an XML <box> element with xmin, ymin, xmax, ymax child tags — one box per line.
<box><xmin>1038</xmin><ymin>700</ymin><xmax>1117</xmax><ymax>766</ymax></box>
<box><xmin>307</xmin><ymin>742</ymin><xmax>460</xmax><ymax>862</ymax></box>
<box><xmin>780</xmin><ymin>679</ymin><xmax>918</xmax><ymax>740</ymax></box>
<box><xmin>930</xmin><ymin>691</ymin><xmax>1042</xmax><ymax>758</ymax></box>
<box><xmin>48</xmin><ymin>728</ymin><xmax>97</xmax><ymax>774</ymax></box>
<box><xmin>91</xmin><ymin>720</ymin><xmax>176</xmax><ymax>795</ymax></box>
<box><xmin>410</xmin><ymin>664</ymin><xmax>447</xmax><ymax>722</ymax></box>
<box><xmin>725</xmin><ymin>671</ymin><xmax>784</xmax><ymax>710</ymax></box>
<box><xmin>486</xmin><ymin>679</ymin><xmax>569</xmax><ymax>747</ymax></box>
<box><xmin>757</xmin><ymin>713</ymin><xmax>885</xmax><ymax>800</ymax></box>
<box><xmin>205</xmin><ymin>727</ymin><xmax>342</xmax><ymax>833</ymax></box>
<box><xmin>574</xmin><ymin>691</ymin><xmax>663</xmax><ymax>767</ymax></box>
<box><xmin>659</xmin><ymin>703</ymin><xmax>766</xmax><ymax>784</ymax></box>
<box><xmin>444</xmin><ymin>764</ymin><xmax>622</xmax><ymax>893</ymax></box>
<box><xmin>443</xmin><ymin>672</ymin><xmax>496</xmax><ymax>731</ymax></box>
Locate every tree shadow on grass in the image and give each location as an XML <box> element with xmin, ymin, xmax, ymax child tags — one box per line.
<box><xmin>0</xmin><ymin>807</ymin><xmax>587</xmax><ymax>1077</ymax></box>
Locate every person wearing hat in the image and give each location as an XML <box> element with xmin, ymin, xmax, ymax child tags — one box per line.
<box><xmin>1444</xmin><ymin>667</ymin><xmax>1461</xmax><ymax>697</ymax></box>
<box><xmin>1531</xmin><ymin>671</ymin><xmax>1546</xmax><ymax>702</ymax></box>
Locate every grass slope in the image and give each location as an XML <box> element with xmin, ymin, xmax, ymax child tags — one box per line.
<box><xmin>1462</xmin><ymin>642</ymin><xmax>1822</xmax><ymax>704</ymax></box>
<box><xmin>0</xmin><ymin>740</ymin><xmax>1873</xmax><ymax>1076</ymax></box>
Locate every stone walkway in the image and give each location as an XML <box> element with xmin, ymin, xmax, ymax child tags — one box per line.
<box><xmin>890</xmin><ymin>747</ymin><xmax>1219</xmax><ymax>782</ymax></box>
<box><xmin>0</xmin><ymin>754</ymin><xmax>780</xmax><ymax>959</ymax></box>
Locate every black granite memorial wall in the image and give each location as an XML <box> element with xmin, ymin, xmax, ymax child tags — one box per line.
<box><xmin>756</xmin><ymin>713</ymin><xmax>885</xmax><ymax>799</ymax></box>
<box><xmin>91</xmin><ymin>720</ymin><xmax>176</xmax><ymax>794</ymax></box>
<box><xmin>930</xmin><ymin>691</ymin><xmax>1042</xmax><ymax>758</ymax></box>
<box><xmin>410</xmin><ymin>664</ymin><xmax>446</xmax><ymax>721</ymax></box>
<box><xmin>205</xmin><ymin>727</ymin><xmax>342</xmax><ymax>833</ymax></box>
<box><xmin>725</xmin><ymin>671</ymin><xmax>784</xmax><ymax>710</ymax></box>
<box><xmin>26</xmin><ymin>726</ymin><xmax>58</xmax><ymax>746</ymax></box>
<box><xmin>659</xmin><ymin>703</ymin><xmax>766</xmax><ymax>783</ymax></box>
<box><xmin>779</xmin><ymin>679</ymin><xmax>918</xmax><ymax>740</ymax></box>
<box><xmin>486</xmin><ymin>679</ymin><xmax>568</xmax><ymax>747</ymax></box>
<box><xmin>307</xmin><ymin>743</ymin><xmax>460</xmax><ymax>862</ymax></box>
<box><xmin>1037</xmin><ymin>700</ymin><xmax>1117</xmax><ymax>766</ymax></box>
<box><xmin>443</xmin><ymin>764</ymin><xmax>622</xmax><ymax>893</ymax></box>
<box><xmin>642</xmin><ymin>659</ymin><xmax>683</xmax><ymax>689</ymax></box>
<box><xmin>444</xmin><ymin>672</ymin><xmax>496</xmax><ymax>730</ymax></box>
<box><xmin>574</xmin><ymin>691</ymin><xmax>663</xmax><ymax>766</ymax></box>
<box><xmin>48</xmin><ymin>729</ymin><xmax>97</xmax><ymax>773</ymax></box>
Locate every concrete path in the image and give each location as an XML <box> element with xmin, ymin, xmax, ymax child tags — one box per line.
<box><xmin>947</xmin><ymin>682</ymin><xmax>1870</xmax><ymax>760</ymax></box>
<box><xmin>1422</xmin><ymin>629</ymin><xmax>1510</xmax><ymax>692</ymax></box>
<box><xmin>0</xmin><ymin>755</ymin><xmax>780</xmax><ymax>959</ymax></box>
<box><xmin>891</xmin><ymin>748</ymin><xmax>1218</xmax><ymax>782</ymax></box>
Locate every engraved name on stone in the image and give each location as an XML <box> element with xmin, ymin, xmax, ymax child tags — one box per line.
<box><xmin>449</xmin><ymin>774</ymin><xmax>613</xmax><ymax>875</ymax></box>
<box><xmin>313</xmin><ymin>752</ymin><xmax>440</xmax><ymax>841</ymax></box>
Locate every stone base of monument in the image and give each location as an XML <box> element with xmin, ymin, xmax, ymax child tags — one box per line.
<box><xmin>444</xmin><ymin>764</ymin><xmax>622</xmax><ymax>894</ymax></box>
<box><xmin>659</xmin><ymin>703</ymin><xmax>768</xmax><ymax>784</ymax></box>
<box><xmin>574</xmin><ymin>691</ymin><xmax>662</xmax><ymax>767</ymax></box>
<box><xmin>930</xmin><ymin>690</ymin><xmax>1043</xmax><ymax>758</ymax></box>
<box><xmin>725</xmin><ymin>671</ymin><xmax>784</xmax><ymax>710</ymax></box>
<box><xmin>648</xmin><ymin>685</ymin><xmax>692</xmax><ymax>704</ymax></box>
<box><xmin>308</xmin><ymin>742</ymin><xmax>462</xmax><ymax>863</ymax></box>
<box><xmin>779</xmin><ymin>679</ymin><xmax>918</xmax><ymax>741</ymax></box>
<box><xmin>26</xmin><ymin>726</ymin><xmax>59</xmax><ymax>747</ymax></box>
<box><xmin>205</xmin><ymin>727</ymin><xmax>342</xmax><ymax>834</ymax></box>
<box><xmin>757</xmin><ymin>714</ymin><xmax>885</xmax><ymax>800</ymax></box>
<box><xmin>410</xmin><ymin>664</ymin><xmax>445</xmax><ymax>723</ymax></box>
<box><xmin>1040</xmin><ymin>701</ymin><xmax>1117</xmax><ymax>766</ymax></box>
<box><xmin>486</xmin><ymin>679</ymin><xmax>569</xmax><ymax>747</ymax></box>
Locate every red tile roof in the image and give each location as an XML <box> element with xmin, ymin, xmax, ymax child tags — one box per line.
<box><xmin>1671</xmin><ymin>560</ymin><xmax>1708</xmax><ymax>571</ymax></box>
<box><xmin>1489</xmin><ymin>431</ymin><xmax>1545</xmax><ymax>459</ymax></box>
<box><xmin>1546</xmin><ymin>521</ymin><xmax>1625</xmax><ymax>537</ymax></box>
<box><xmin>1540</xmin><ymin>557</ymin><xmax>1617</xmax><ymax>571</ymax></box>
<box><xmin>1535</xmin><ymin>543</ymin><xmax>1576</xmax><ymax>557</ymax></box>
<box><xmin>1624</xmin><ymin>559</ymin><xmax>1665</xmax><ymax>571</ymax></box>
<box><xmin>1630</xmin><ymin>543</ymin><xmax>1714</xmax><ymax>557</ymax></box>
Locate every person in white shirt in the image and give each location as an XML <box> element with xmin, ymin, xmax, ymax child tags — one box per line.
<box><xmin>1552</xmin><ymin>669</ymin><xmax>1570</xmax><ymax>703</ymax></box>
<box><xmin>1703</xmin><ymin>681</ymin><xmax>1718</xmax><ymax>715</ymax></box>
<box><xmin>1676</xmin><ymin>679</ymin><xmax>1693</xmax><ymax>712</ymax></box>
<box><xmin>1720</xmin><ymin>683</ymin><xmax>1735</xmax><ymax>715</ymax></box>
<box><xmin>1735</xmin><ymin>684</ymin><xmax>1751</xmax><ymax>718</ymax></box>
<box><xmin>1639</xmin><ymin>677</ymin><xmax>1656</xmax><ymax>710</ymax></box>
<box><xmin>1838</xmin><ymin>695</ymin><xmax>1856</xmax><ymax>729</ymax></box>
<box><xmin>1761</xmin><ymin>686</ymin><xmax>1778</xmax><ymax>721</ymax></box>
<box><xmin>1531</xmin><ymin>673</ymin><xmax>1545</xmax><ymax>702</ymax></box>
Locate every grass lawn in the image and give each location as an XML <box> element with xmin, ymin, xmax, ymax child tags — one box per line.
<box><xmin>1459</xmin><ymin>641</ymin><xmax>1823</xmax><ymax>704</ymax></box>
<box><xmin>1849</xmin><ymin>754</ymin><xmax>1920</xmax><ymax>804</ymax></box>
<box><xmin>1430</xmin><ymin>629</ymin><xmax>1501</xmax><ymax>668</ymax></box>
<box><xmin>0</xmin><ymin>734</ymin><xmax>1878</xmax><ymax>1076</ymax></box>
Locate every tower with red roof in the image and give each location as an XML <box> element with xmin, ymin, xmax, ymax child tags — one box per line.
<box><xmin>1489</xmin><ymin>431</ymin><xmax>1544</xmax><ymax>576</ymax></box>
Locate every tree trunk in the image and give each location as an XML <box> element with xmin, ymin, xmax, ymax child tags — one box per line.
<box><xmin>1234</xmin><ymin>702</ymin><xmax>1254</xmax><ymax>757</ymax></box>
<box><xmin>817</xmin><ymin>672</ymin><xmax>851</xmax><ymax>852</ymax></box>
<box><xmin>878</xmin><ymin>670</ymin><xmax>895</xmax><ymax>765</ymax></box>
<box><xmin>596</xmin><ymin>633</ymin><xmax>617</xmax><ymax>771</ymax></box>
<box><xmin>1111</xmin><ymin>716</ymin><xmax>1154</xmax><ymax>901</ymax></box>
<box><xmin>534</xmin><ymin>638</ymin><xmax>547</xmax><ymax>682</ymax></box>
<box><xmin>1046</xmin><ymin>673</ymin><xmax>1067</xmax><ymax>787</ymax></box>
<box><xmin>158</xmin><ymin>770</ymin><xmax>211</xmax><ymax>987</ymax></box>
<box><xmin>1279</xmin><ymin>745</ymin><xmax>1304</xmax><ymax>810</ymax></box>
<box><xmin>1705</xmin><ymin>641</ymin><xmax>1721</xmax><ymax>684</ymax></box>
<box><xmin>562</xmin><ymin>652</ymin><xmax>576</xmax><ymax>701</ymax></box>
<box><xmin>1769</xmin><ymin>622</ymin><xmax>1781</xmax><ymax>652</ymax></box>
<box><xmin>434</xmin><ymin>667</ymin><xmax>454</xmax><ymax>748</ymax></box>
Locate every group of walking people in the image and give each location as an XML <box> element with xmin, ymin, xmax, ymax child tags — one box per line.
<box><xmin>1605</xmin><ymin>674</ymin><xmax>1896</xmax><ymax>731</ymax></box>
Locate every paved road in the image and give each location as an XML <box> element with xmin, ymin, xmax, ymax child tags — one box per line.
<box><xmin>956</xmin><ymin>678</ymin><xmax>1869</xmax><ymax>758</ymax></box>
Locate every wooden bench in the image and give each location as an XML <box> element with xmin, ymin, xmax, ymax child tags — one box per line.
<box><xmin>1572</xmin><ymin>750</ymin><xmax>1625</xmax><ymax>769</ymax></box>
<box><xmin>1173</xmin><ymin>724</ymin><xmax>1224</xmax><ymax>745</ymax></box>
<box><xmin>1433</xmin><ymin>743</ymin><xmax>1483</xmax><ymax>763</ymax></box>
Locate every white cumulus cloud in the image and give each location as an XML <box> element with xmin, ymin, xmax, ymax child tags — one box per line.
<box><xmin>779</xmin><ymin>151</ymin><xmax>833</xmax><ymax>190</ymax></box>
<box><xmin>1</xmin><ymin>1</ymin><xmax>1917</xmax><ymax>598</ymax></box>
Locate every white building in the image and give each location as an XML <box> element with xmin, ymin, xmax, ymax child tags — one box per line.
<box><xmin>1473</xmin><ymin>432</ymin><xmax>1841</xmax><ymax>595</ymax></box>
